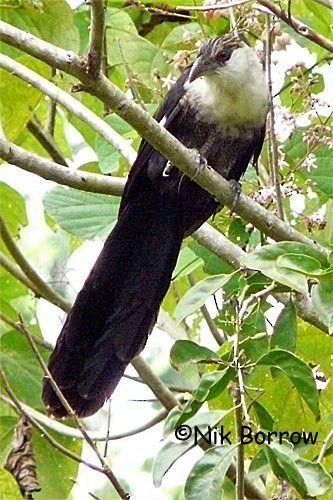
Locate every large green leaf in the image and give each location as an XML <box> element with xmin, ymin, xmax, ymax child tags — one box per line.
<box><xmin>184</xmin><ymin>445</ymin><xmax>238</xmax><ymax>500</ymax></box>
<box><xmin>271</xmin><ymin>300</ymin><xmax>297</xmax><ymax>353</ymax></box>
<box><xmin>105</xmin><ymin>8</ymin><xmax>169</xmax><ymax>91</ymax></box>
<box><xmin>256</xmin><ymin>350</ymin><xmax>320</xmax><ymax>421</ymax></box>
<box><xmin>242</xmin><ymin>242</ymin><xmax>329</xmax><ymax>294</ymax></box>
<box><xmin>0</xmin><ymin>0</ymin><xmax>80</xmax><ymax>52</ymax></box>
<box><xmin>95</xmin><ymin>114</ymin><xmax>136</xmax><ymax>174</ymax></box>
<box><xmin>0</xmin><ymin>468</ymin><xmax>21</xmax><ymax>499</ymax></box>
<box><xmin>170</xmin><ymin>340</ymin><xmax>219</xmax><ymax>371</ymax></box>
<box><xmin>0</xmin><ymin>56</ymin><xmax>50</xmax><ymax>141</ymax></box>
<box><xmin>303</xmin><ymin>147</ymin><xmax>333</xmax><ymax>198</ymax></box>
<box><xmin>174</xmin><ymin>273</ymin><xmax>235</xmax><ymax>323</ymax></box>
<box><xmin>43</xmin><ymin>186</ymin><xmax>120</xmax><ymax>240</ymax></box>
<box><xmin>0</xmin><ymin>331</ymin><xmax>49</xmax><ymax>411</ymax></box>
<box><xmin>311</xmin><ymin>272</ymin><xmax>333</xmax><ymax>333</ymax></box>
<box><xmin>265</xmin><ymin>442</ymin><xmax>332</xmax><ymax>497</ymax></box>
<box><xmin>0</xmin><ymin>183</ymin><xmax>27</xmax><ymax>235</ymax></box>
<box><xmin>153</xmin><ymin>410</ymin><xmax>230</xmax><ymax>487</ymax></box>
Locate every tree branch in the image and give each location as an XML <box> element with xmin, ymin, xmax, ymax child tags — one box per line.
<box><xmin>18</xmin><ymin>318</ymin><xmax>130</xmax><ymax>499</ymax></box>
<box><xmin>0</xmin><ymin>137</ymin><xmax>125</xmax><ymax>196</ymax></box>
<box><xmin>193</xmin><ymin>224</ymin><xmax>329</xmax><ymax>334</ymax></box>
<box><xmin>86</xmin><ymin>0</ymin><xmax>106</xmax><ymax>77</ymax></box>
<box><xmin>0</xmin><ymin>393</ymin><xmax>168</xmax><ymax>441</ymax></box>
<box><xmin>0</xmin><ymin>375</ymin><xmax>111</xmax><ymax>478</ymax></box>
<box><xmin>257</xmin><ymin>0</ymin><xmax>333</xmax><ymax>53</ymax></box>
<box><xmin>0</xmin><ymin>251</ymin><xmax>44</xmax><ymax>299</ymax></box>
<box><xmin>27</xmin><ymin>118</ymin><xmax>68</xmax><ymax>166</ymax></box>
<box><xmin>0</xmin><ymin>53</ymin><xmax>136</xmax><ymax>166</ymax></box>
<box><xmin>0</xmin><ymin>213</ymin><xmax>71</xmax><ymax>312</ymax></box>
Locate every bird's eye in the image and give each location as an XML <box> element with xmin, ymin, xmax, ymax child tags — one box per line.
<box><xmin>216</xmin><ymin>50</ymin><xmax>231</xmax><ymax>63</ymax></box>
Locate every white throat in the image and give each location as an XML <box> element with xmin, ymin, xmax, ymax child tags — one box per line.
<box><xmin>185</xmin><ymin>45</ymin><xmax>269</xmax><ymax>132</ymax></box>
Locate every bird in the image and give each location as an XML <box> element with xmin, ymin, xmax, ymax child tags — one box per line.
<box><xmin>42</xmin><ymin>33</ymin><xmax>269</xmax><ymax>418</ymax></box>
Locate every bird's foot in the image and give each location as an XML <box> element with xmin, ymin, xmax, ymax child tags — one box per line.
<box><xmin>162</xmin><ymin>161</ymin><xmax>173</xmax><ymax>177</ymax></box>
<box><xmin>192</xmin><ymin>150</ymin><xmax>208</xmax><ymax>180</ymax></box>
<box><xmin>228</xmin><ymin>179</ymin><xmax>242</xmax><ymax>215</ymax></box>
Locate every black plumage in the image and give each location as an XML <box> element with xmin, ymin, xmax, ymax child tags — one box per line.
<box><xmin>42</xmin><ymin>34</ymin><xmax>268</xmax><ymax>417</ymax></box>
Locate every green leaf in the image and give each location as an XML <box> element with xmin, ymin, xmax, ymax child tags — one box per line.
<box><xmin>0</xmin><ymin>0</ymin><xmax>80</xmax><ymax>52</ymax></box>
<box><xmin>242</xmin><ymin>242</ymin><xmax>329</xmax><ymax>294</ymax></box>
<box><xmin>252</xmin><ymin>401</ymin><xmax>274</xmax><ymax>431</ymax></box>
<box><xmin>256</xmin><ymin>350</ymin><xmax>320</xmax><ymax>421</ymax></box>
<box><xmin>174</xmin><ymin>273</ymin><xmax>234</xmax><ymax>323</ymax></box>
<box><xmin>277</xmin><ymin>253</ymin><xmax>324</xmax><ymax>275</ymax></box>
<box><xmin>43</xmin><ymin>186</ymin><xmax>120</xmax><ymax>240</ymax></box>
<box><xmin>0</xmin><ymin>468</ymin><xmax>22</xmax><ymax>499</ymax></box>
<box><xmin>228</xmin><ymin>217</ymin><xmax>249</xmax><ymax>247</ymax></box>
<box><xmin>303</xmin><ymin>148</ymin><xmax>333</xmax><ymax>198</ymax></box>
<box><xmin>184</xmin><ymin>445</ymin><xmax>238</xmax><ymax>500</ymax></box>
<box><xmin>170</xmin><ymin>340</ymin><xmax>218</xmax><ymax>371</ymax></box>
<box><xmin>194</xmin><ymin>367</ymin><xmax>235</xmax><ymax>403</ymax></box>
<box><xmin>153</xmin><ymin>411</ymin><xmax>230</xmax><ymax>487</ymax></box>
<box><xmin>0</xmin><ymin>56</ymin><xmax>49</xmax><ymax>141</ymax></box>
<box><xmin>0</xmin><ymin>183</ymin><xmax>27</xmax><ymax>235</ymax></box>
<box><xmin>32</xmin><ymin>427</ymin><xmax>82</xmax><ymax>499</ymax></box>
<box><xmin>95</xmin><ymin>113</ymin><xmax>137</xmax><ymax>174</ymax></box>
<box><xmin>271</xmin><ymin>300</ymin><xmax>297</xmax><ymax>353</ymax></box>
<box><xmin>266</xmin><ymin>442</ymin><xmax>332</xmax><ymax>497</ymax></box>
<box><xmin>0</xmin><ymin>331</ymin><xmax>49</xmax><ymax>410</ymax></box>
<box><xmin>265</xmin><ymin>442</ymin><xmax>308</xmax><ymax>495</ymax></box>
<box><xmin>105</xmin><ymin>8</ymin><xmax>169</xmax><ymax>91</ymax></box>
<box><xmin>311</xmin><ymin>272</ymin><xmax>333</xmax><ymax>331</ymax></box>
<box><xmin>172</xmin><ymin>247</ymin><xmax>203</xmax><ymax>280</ymax></box>
<box><xmin>189</xmin><ymin>240</ymin><xmax>234</xmax><ymax>276</ymax></box>
<box><xmin>0</xmin><ymin>414</ymin><xmax>82</xmax><ymax>500</ymax></box>
<box><xmin>173</xmin><ymin>367</ymin><xmax>236</xmax><ymax>426</ymax></box>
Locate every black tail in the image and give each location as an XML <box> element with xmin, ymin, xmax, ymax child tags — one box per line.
<box><xmin>42</xmin><ymin>195</ymin><xmax>184</xmax><ymax>418</ymax></box>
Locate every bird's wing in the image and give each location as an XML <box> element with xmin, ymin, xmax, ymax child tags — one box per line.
<box><xmin>119</xmin><ymin>67</ymin><xmax>192</xmax><ymax>213</ymax></box>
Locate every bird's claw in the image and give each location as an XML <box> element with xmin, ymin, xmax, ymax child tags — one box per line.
<box><xmin>192</xmin><ymin>150</ymin><xmax>208</xmax><ymax>180</ymax></box>
<box><xmin>162</xmin><ymin>161</ymin><xmax>173</xmax><ymax>177</ymax></box>
<box><xmin>228</xmin><ymin>179</ymin><xmax>242</xmax><ymax>215</ymax></box>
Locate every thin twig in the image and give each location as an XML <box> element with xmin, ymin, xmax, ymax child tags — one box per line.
<box><xmin>27</xmin><ymin>118</ymin><xmax>68</xmax><ymax>166</ymax></box>
<box><xmin>0</xmin><ymin>312</ymin><xmax>52</xmax><ymax>350</ymax></box>
<box><xmin>86</xmin><ymin>0</ymin><xmax>106</xmax><ymax>77</ymax></box>
<box><xmin>234</xmin><ymin>390</ymin><xmax>245</xmax><ymax>500</ymax></box>
<box><xmin>177</xmin><ymin>0</ymin><xmax>252</xmax><ymax>11</ymax></box>
<box><xmin>265</xmin><ymin>16</ymin><xmax>285</xmax><ymax>221</ymax></box>
<box><xmin>131</xmin><ymin>357</ymin><xmax>179</xmax><ymax>411</ymax></box>
<box><xmin>0</xmin><ymin>213</ymin><xmax>71</xmax><ymax>312</ymax></box>
<box><xmin>317</xmin><ymin>425</ymin><xmax>333</xmax><ymax>463</ymax></box>
<box><xmin>0</xmin><ymin>252</ymin><xmax>44</xmax><ymax>299</ymax></box>
<box><xmin>0</xmin><ymin>374</ymin><xmax>108</xmax><ymax>477</ymax></box>
<box><xmin>0</xmin><ymin>393</ymin><xmax>168</xmax><ymax>441</ymax></box>
<box><xmin>130</xmin><ymin>0</ymin><xmax>192</xmax><ymax>20</ymax></box>
<box><xmin>17</xmin><ymin>318</ymin><xmax>130</xmax><ymax>500</ymax></box>
<box><xmin>257</xmin><ymin>0</ymin><xmax>333</xmax><ymax>53</ymax></box>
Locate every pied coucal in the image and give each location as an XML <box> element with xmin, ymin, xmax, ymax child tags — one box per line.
<box><xmin>42</xmin><ymin>34</ymin><xmax>269</xmax><ymax>418</ymax></box>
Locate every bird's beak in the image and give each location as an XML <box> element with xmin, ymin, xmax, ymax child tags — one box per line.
<box><xmin>188</xmin><ymin>56</ymin><xmax>218</xmax><ymax>83</ymax></box>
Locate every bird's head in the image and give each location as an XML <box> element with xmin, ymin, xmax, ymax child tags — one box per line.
<box><xmin>188</xmin><ymin>34</ymin><xmax>260</xmax><ymax>83</ymax></box>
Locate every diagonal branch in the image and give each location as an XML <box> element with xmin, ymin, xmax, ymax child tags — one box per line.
<box><xmin>0</xmin><ymin>213</ymin><xmax>71</xmax><ymax>312</ymax></box>
<box><xmin>0</xmin><ymin>138</ymin><xmax>125</xmax><ymax>196</ymax></box>
<box><xmin>257</xmin><ymin>0</ymin><xmax>333</xmax><ymax>52</ymax></box>
<box><xmin>0</xmin><ymin>53</ymin><xmax>136</xmax><ymax>166</ymax></box>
